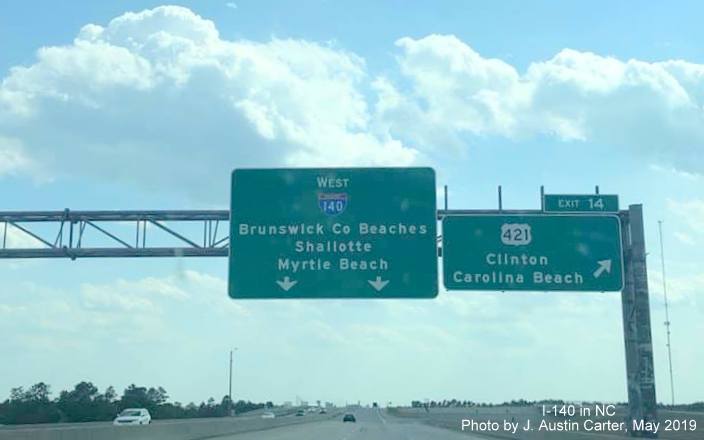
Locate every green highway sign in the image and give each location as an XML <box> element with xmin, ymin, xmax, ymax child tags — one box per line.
<box><xmin>544</xmin><ymin>194</ymin><xmax>619</xmax><ymax>213</ymax></box>
<box><xmin>442</xmin><ymin>215</ymin><xmax>624</xmax><ymax>292</ymax></box>
<box><xmin>229</xmin><ymin>168</ymin><xmax>438</xmax><ymax>299</ymax></box>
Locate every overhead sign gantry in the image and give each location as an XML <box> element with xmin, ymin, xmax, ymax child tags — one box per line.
<box><xmin>0</xmin><ymin>168</ymin><xmax>660</xmax><ymax>437</ymax></box>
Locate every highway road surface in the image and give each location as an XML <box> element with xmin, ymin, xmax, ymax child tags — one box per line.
<box><xmin>217</xmin><ymin>408</ymin><xmax>484</xmax><ymax>440</ymax></box>
<box><xmin>0</xmin><ymin>408</ymin><xmax>285</xmax><ymax>432</ymax></box>
<box><xmin>0</xmin><ymin>409</ymin><xmax>331</xmax><ymax>440</ymax></box>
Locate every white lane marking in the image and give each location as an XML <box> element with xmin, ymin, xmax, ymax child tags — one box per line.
<box><xmin>339</xmin><ymin>424</ymin><xmax>362</xmax><ymax>440</ymax></box>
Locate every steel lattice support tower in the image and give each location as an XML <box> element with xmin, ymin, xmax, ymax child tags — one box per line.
<box><xmin>621</xmin><ymin>205</ymin><xmax>658</xmax><ymax>437</ymax></box>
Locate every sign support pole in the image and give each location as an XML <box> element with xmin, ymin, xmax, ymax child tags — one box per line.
<box><xmin>444</xmin><ymin>185</ymin><xmax>448</xmax><ymax>210</ymax></box>
<box><xmin>540</xmin><ymin>186</ymin><xmax>545</xmax><ymax>210</ymax></box>
<box><xmin>621</xmin><ymin>204</ymin><xmax>658</xmax><ymax>437</ymax></box>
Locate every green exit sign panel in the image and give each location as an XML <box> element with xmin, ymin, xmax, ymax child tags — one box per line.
<box><xmin>229</xmin><ymin>168</ymin><xmax>438</xmax><ymax>299</ymax></box>
<box><xmin>544</xmin><ymin>194</ymin><xmax>619</xmax><ymax>213</ymax></box>
<box><xmin>443</xmin><ymin>215</ymin><xmax>624</xmax><ymax>292</ymax></box>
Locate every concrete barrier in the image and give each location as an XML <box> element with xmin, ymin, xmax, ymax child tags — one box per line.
<box><xmin>0</xmin><ymin>412</ymin><xmax>340</xmax><ymax>440</ymax></box>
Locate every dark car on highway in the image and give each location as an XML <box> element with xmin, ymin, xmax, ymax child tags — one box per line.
<box><xmin>342</xmin><ymin>413</ymin><xmax>356</xmax><ymax>422</ymax></box>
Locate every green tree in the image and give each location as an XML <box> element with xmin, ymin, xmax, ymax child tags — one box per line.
<box><xmin>1</xmin><ymin>383</ymin><xmax>60</xmax><ymax>424</ymax></box>
<box><xmin>57</xmin><ymin>381</ymin><xmax>100</xmax><ymax>422</ymax></box>
<box><xmin>94</xmin><ymin>386</ymin><xmax>118</xmax><ymax>420</ymax></box>
<box><xmin>119</xmin><ymin>385</ymin><xmax>152</xmax><ymax>411</ymax></box>
<box><xmin>146</xmin><ymin>387</ymin><xmax>168</xmax><ymax>406</ymax></box>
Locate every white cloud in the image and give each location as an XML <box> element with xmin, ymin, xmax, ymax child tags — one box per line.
<box><xmin>81</xmin><ymin>285</ymin><xmax>159</xmax><ymax>313</ymax></box>
<box><xmin>0</xmin><ymin>136</ymin><xmax>33</xmax><ymax>177</ymax></box>
<box><xmin>649</xmin><ymin>164</ymin><xmax>701</xmax><ymax>181</ymax></box>
<box><xmin>648</xmin><ymin>269</ymin><xmax>704</xmax><ymax>308</ymax></box>
<box><xmin>1</xmin><ymin>272</ymin><xmax>214</xmax><ymax>346</ymax></box>
<box><xmin>667</xmin><ymin>199</ymin><xmax>704</xmax><ymax>233</ymax></box>
<box><xmin>3</xmin><ymin>223</ymin><xmax>47</xmax><ymax>248</ymax></box>
<box><xmin>0</xmin><ymin>304</ymin><xmax>27</xmax><ymax>314</ymax></box>
<box><xmin>666</xmin><ymin>273</ymin><xmax>704</xmax><ymax>307</ymax></box>
<box><xmin>1</xmin><ymin>10</ymin><xmax>703</xmax><ymax>198</ymax></box>
<box><xmin>674</xmin><ymin>231</ymin><xmax>696</xmax><ymax>245</ymax></box>
<box><xmin>225</xmin><ymin>2</ymin><xmax>237</xmax><ymax>9</ymax></box>
<box><xmin>0</xmin><ymin>6</ymin><xmax>417</xmax><ymax>200</ymax></box>
<box><xmin>79</xmin><ymin>274</ymin><xmax>193</xmax><ymax>315</ymax></box>
<box><xmin>377</xmin><ymin>35</ymin><xmax>704</xmax><ymax>174</ymax></box>
<box><xmin>385</xmin><ymin>35</ymin><xmax>527</xmax><ymax>142</ymax></box>
<box><xmin>1</xmin><ymin>268</ymin><xmax>703</xmax><ymax>404</ymax></box>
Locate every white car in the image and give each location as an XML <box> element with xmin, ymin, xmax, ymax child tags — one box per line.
<box><xmin>261</xmin><ymin>411</ymin><xmax>276</xmax><ymax>419</ymax></box>
<box><xmin>113</xmin><ymin>408</ymin><xmax>151</xmax><ymax>426</ymax></box>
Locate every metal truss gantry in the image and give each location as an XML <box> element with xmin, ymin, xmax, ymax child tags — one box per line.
<box><xmin>0</xmin><ymin>210</ymin><xmax>229</xmax><ymax>259</ymax></box>
<box><xmin>0</xmin><ymin>206</ymin><xmax>659</xmax><ymax>437</ymax></box>
<box><xmin>0</xmin><ymin>208</ymin><xmax>532</xmax><ymax>260</ymax></box>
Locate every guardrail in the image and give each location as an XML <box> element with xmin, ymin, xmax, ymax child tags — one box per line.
<box><xmin>0</xmin><ymin>412</ymin><xmax>341</xmax><ymax>440</ymax></box>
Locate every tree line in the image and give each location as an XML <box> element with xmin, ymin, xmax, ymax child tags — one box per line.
<box><xmin>409</xmin><ymin>399</ymin><xmax>704</xmax><ymax>412</ymax></box>
<box><xmin>410</xmin><ymin>399</ymin><xmax>554</xmax><ymax>408</ymax></box>
<box><xmin>0</xmin><ymin>382</ymin><xmax>270</xmax><ymax>425</ymax></box>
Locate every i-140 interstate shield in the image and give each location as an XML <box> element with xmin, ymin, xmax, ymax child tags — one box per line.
<box><xmin>229</xmin><ymin>168</ymin><xmax>438</xmax><ymax>299</ymax></box>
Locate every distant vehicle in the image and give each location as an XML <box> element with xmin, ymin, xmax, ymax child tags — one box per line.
<box><xmin>113</xmin><ymin>408</ymin><xmax>151</xmax><ymax>426</ymax></box>
<box><xmin>372</xmin><ymin>402</ymin><xmax>378</xmax><ymax>408</ymax></box>
<box><xmin>343</xmin><ymin>413</ymin><xmax>356</xmax><ymax>422</ymax></box>
<box><xmin>319</xmin><ymin>409</ymin><xmax>327</xmax><ymax>414</ymax></box>
<box><xmin>261</xmin><ymin>411</ymin><xmax>275</xmax><ymax>419</ymax></box>
<box><xmin>295</xmin><ymin>409</ymin><xmax>305</xmax><ymax>416</ymax></box>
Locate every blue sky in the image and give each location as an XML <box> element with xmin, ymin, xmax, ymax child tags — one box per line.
<box><xmin>1</xmin><ymin>1</ymin><xmax>703</xmax><ymax>407</ymax></box>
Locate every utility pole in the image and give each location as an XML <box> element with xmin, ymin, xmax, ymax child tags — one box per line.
<box><xmin>658</xmin><ymin>221</ymin><xmax>675</xmax><ymax>407</ymax></box>
<box><xmin>229</xmin><ymin>348</ymin><xmax>237</xmax><ymax>416</ymax></box>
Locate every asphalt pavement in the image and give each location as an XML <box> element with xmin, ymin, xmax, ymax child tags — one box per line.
<box><xmin>0</xmin><ymin>409</ymin><xmax>279</xmax><ymax>431</ymax></box>
<box><xmin>215</xmin><ymin>407</ymin><xmax>484</xmax><ymax>440</ymax></box>
<box><xmin>0</xmin><ymin>409</ymin><xmax>328</xmax><ymax>440</ymax></box>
